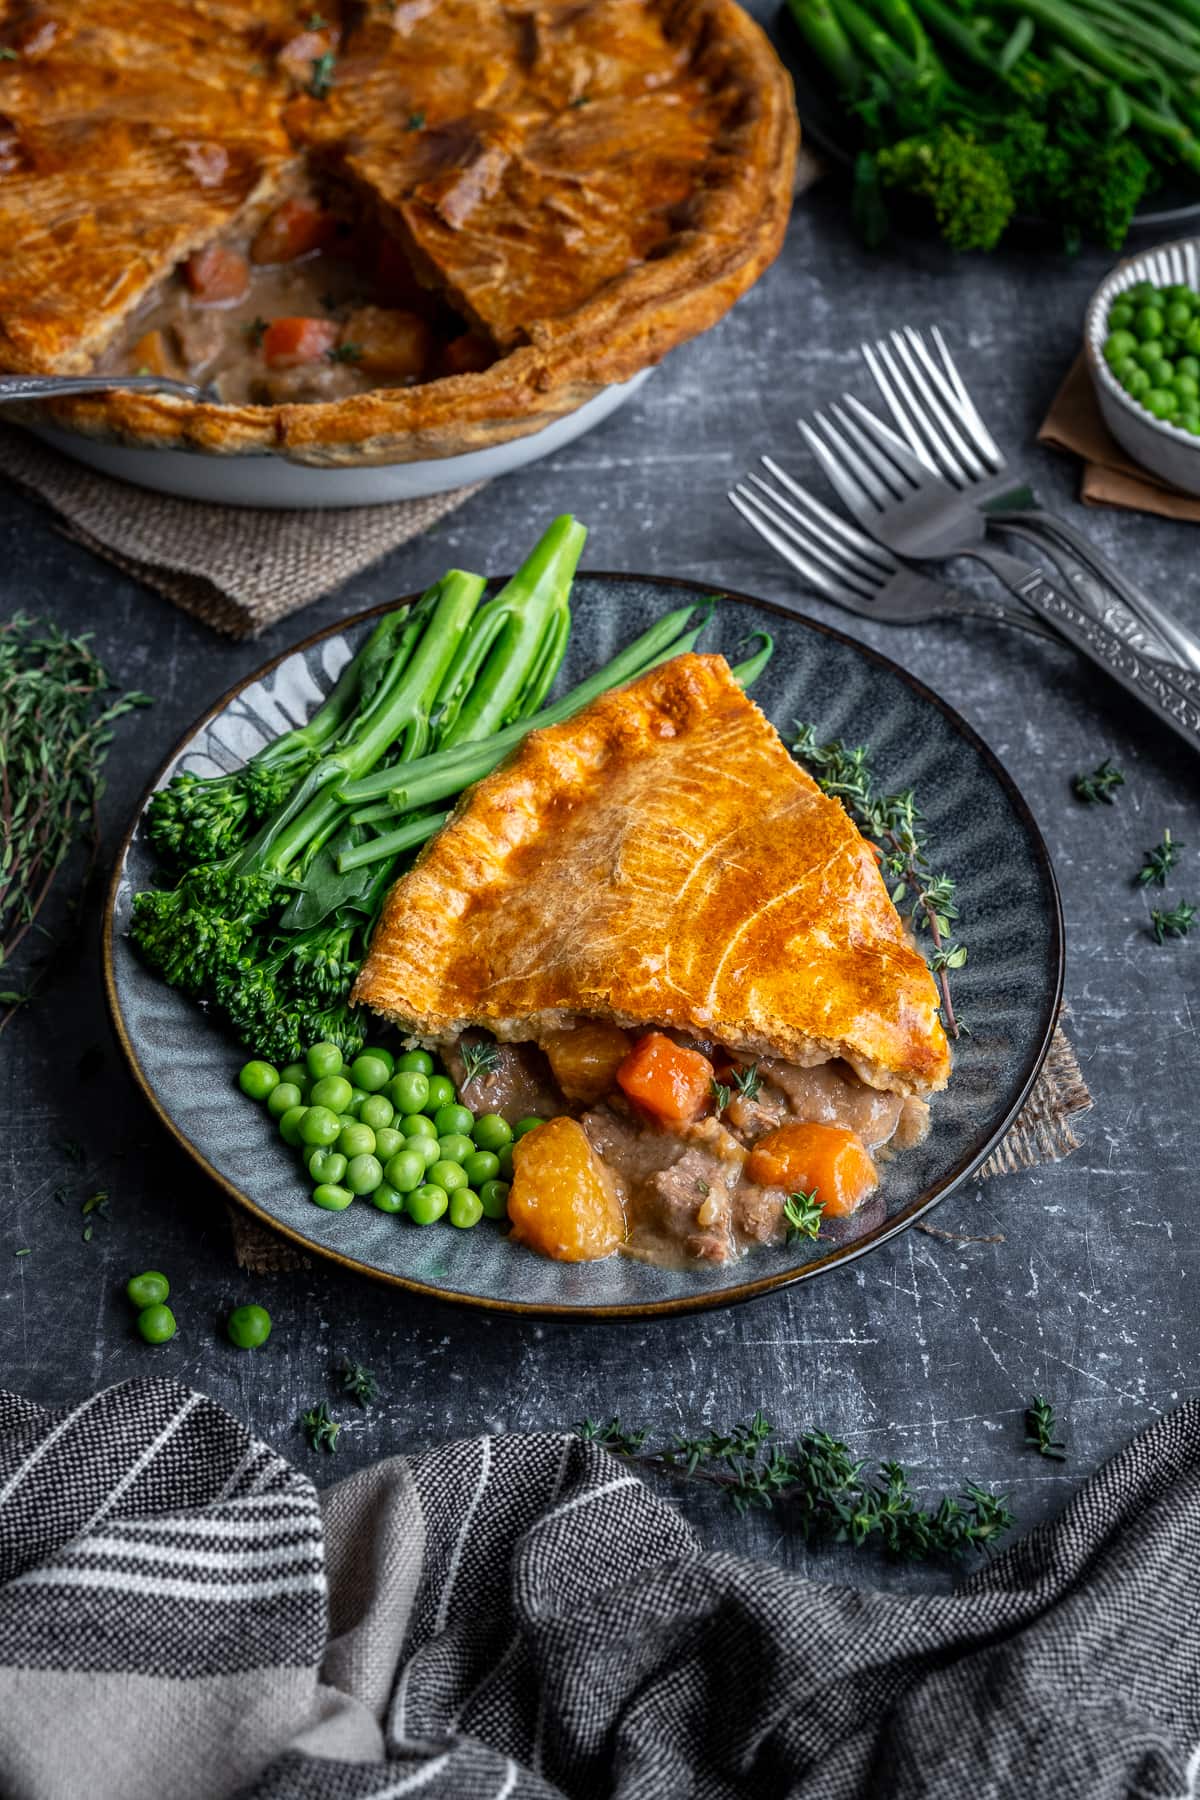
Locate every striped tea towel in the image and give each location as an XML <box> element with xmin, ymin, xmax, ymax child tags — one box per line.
<box><xmin>1</xmin><ymin>1378</ymin><xmax>1199</xmax><ymax>1800</ymax></box>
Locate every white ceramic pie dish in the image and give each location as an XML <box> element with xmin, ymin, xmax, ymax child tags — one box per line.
<box><xmin>1084</xmin><ymin>235</ymin><xmax>1200</xmax><ymax>497</ymax></box>
<box><xmin>29</xmin><ymin>370</ymin><xmax>651</xmax><ymax>509</ymax></box>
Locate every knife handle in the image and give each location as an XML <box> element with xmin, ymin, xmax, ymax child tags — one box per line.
<box><xmin>975</xmin><ymin>546</ymin><xmax>1200</xmax><ymax>755</ymax></box>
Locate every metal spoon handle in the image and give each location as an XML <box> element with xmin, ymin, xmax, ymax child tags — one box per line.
<box><xmin>0</xmin><ymin>372</ymin><xmax>208</xmax><ymax>404</ymax></box>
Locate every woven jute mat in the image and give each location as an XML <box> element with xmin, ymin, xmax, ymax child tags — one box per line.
<box><xmin>0</xmin><ymin>423</ymin><xmax>482</xmax><ymax>638</ymax></box>
<box><xmin>227</xmin><ymin>1018</ymin><xmax>1092</xmax><ymax>1273</ymax></box>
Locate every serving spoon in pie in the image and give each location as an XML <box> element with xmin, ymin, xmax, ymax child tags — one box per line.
<box><xmin>0</xmin><ymin>373</ymin><xmax>216</xmax><ymax>405</ymax></box>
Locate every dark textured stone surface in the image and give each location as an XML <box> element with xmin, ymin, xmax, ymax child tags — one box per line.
<box><xmin>2</xmin><ymin>30</ymin><xmax>1198</xmax><ymax>1587</ymax></box>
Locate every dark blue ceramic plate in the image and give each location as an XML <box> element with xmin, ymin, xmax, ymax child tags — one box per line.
<box><xmin>104</xmin><ymin>575</ymin><xmax>1063</xmax><ymax>1318</ymax></box>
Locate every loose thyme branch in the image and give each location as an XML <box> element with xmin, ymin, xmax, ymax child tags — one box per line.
<box><xmin>574</xmin><ymin>1413</ymin><xmax>1014</xmax><ymax>1559</ymax></box>
<box><xmin>792</xmin><ymin>726</ymin><xmax>965</xmax><ymax>1038</ymax></box>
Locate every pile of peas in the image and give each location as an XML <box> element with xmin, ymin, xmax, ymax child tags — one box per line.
<box><xmin>1103</xmin><ymin>281</ymin><xmax>1200</xmax><ymax>432</ymax></box>
<box><xmin>239</xmin><ymin>1041</ymin><xmax>544</xmax><ymax>1229</ymax></box>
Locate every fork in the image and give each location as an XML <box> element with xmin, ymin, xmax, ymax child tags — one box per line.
<box><xmin>861</xmin><ymin>327</ymin><xmax>1200</xmax><ymax>677</ymax></box>
<box><xmin>0</xmin><ymin>372</ymin><xmax>214</xmax><ymax>404</ymax></box>
<box><xmin>728</xmin><ymin>460</ymin><xmax>1061</xmax><ymax>642</ymax></box>
<box><xmin>801</xmin><ymin>398</ymin><xmax>1200</xmax><ymax>755</ymax></box>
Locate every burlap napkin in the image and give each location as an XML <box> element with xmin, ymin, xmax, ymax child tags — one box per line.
<box><xmin>1038</xmin><ymin>353</ymin><xmax>1200</xmax><ymax>521</ymax></box>
<box><xmin>0</xmin><ymin>423</ymin><xmax>482</xmax><ymax>638</ymax></box>
<box><xmin>228</xmin><ymin>1018</ymin><xmax>1093</xmax><ymax>1271</ymax></box>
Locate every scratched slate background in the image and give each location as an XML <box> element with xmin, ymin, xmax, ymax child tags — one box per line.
<box><xmin>3</xmin><ymin>7</ymin><xmax>1199</xmax><ymax>1591</ymax></box>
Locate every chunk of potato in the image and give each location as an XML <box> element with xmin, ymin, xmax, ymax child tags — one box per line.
<box><xmin>540</xmin><ymin>1021</ymin><xmax>632</xmax><ymax>1103</ymax></box>
<box><xmin>508</xmin><ymin>1116</ymin><xmax>625</xmax><ymax>1262</ymax></box>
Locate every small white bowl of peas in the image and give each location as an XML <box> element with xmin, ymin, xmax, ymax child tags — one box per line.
<box><xmin>1085</xmin><ymin>236</ymin><xmax>1200</xmax><ymax>497</ymax></box>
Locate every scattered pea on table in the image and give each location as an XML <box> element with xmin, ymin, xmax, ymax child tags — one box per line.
<box><xmin>227</xmin><ymin>1304</ymin><xmax>272</xmax><ymax>1349</ymax></box>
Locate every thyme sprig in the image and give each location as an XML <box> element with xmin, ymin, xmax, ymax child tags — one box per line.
<box><xmin>0</xmin><ymin>617</ymin><xmax>150</xmax><ymax>1034</ymax></box>
<box><xmin>1136</xmin><ymin>829</ymin><xmax>1183</xmax><ymax>888</ymax></box>
<box><xmin>308</xmin><ymin>49</ymin><xmax>336</xmax><ymax>97</ymax></box>
<box><xmin>575</xmin><ymin>1413</ymin><xmax>1014</xmax><ymax>1556</ymax></box>
<box><xmin>783</xmin><ymin>1187</ymin><xmax>823</xmax><ymax>1241</ymax></box>
<box><xmin>792</xmin><ymin>726</ymin><xmax>964</xmax><ymax>1037</ymax></box>
<box><xmin>731</xmin><ymin>1062</ymin><xmax>762</xmax><ymax>1102</ymax></box>
<box><xmin>1024</xmin><ymin>1396</ymin><xmax>1066</xmax><ymax>1461</ymax></box>
<box><xmin>1151</xmin><ymin>901</ymin><xmax>1196</xmax><ymax>944</ymax></box>
<box><xmin>327</xmin><ymin>341</ymin><xmax>362</xmax><ymax>364</ymax></box>
<box><xmin>300</xmin><ymin>1400</ymin><xmax>341</xmax><ymax>1453</ymax></box>
<box><xmin>709</xmin><ymin>1076</ymin><xmax>731</xmax><ymax>1113</ymax></box>
<box><xmin>461</xmin><ymin>1039</ymin><xmax>501</xmax><ymax>1083</ymax></box>
<box><xmin>337</xmin><ymin>1360</ymin><xmax>378</xmax><ymax>1408</ymax></box>
<box><xmin>1073</xmin><ymin>758</ymin><xmax>1125</xmax><ymax>805</ymax></box>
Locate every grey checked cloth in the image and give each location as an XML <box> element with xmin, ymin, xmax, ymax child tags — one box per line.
<box><xmin>1</xmin><ymin>1379</ymin><xmax>1199</xmax><ymax>1800</ymax></box>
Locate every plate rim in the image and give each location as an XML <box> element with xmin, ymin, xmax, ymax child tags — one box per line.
<box><xmin>102</xmin><ymin>573</ymin><xmax>1065</xmax><ymax>1320</ymax></box>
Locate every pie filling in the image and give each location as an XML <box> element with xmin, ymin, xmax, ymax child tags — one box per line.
<box><xmin>96</xmin><ymin>189</ymin><xmax>495</xmax><ymax>406</ymax></box>
<box><xmin>441</xmin><ymin>1022</ymin><xmax>930</xmax><ymax>1268</ymax></box>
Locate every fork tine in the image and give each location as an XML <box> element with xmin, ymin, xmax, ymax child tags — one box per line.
<box><xmin>891</xmin><ymin>330</ymin><xmax>986</xmax><ymax>481</ymax></box>
<box><xmin>760</xmin><ymin>455</ymin><xmax>897</xmax><ymax>572</ymax></box>
<box><xmin>799</xmin><ymin>418</ymin><xmax>880</xmax><ymax>523</ymax></box>
<box><xmin>728</xmin><ymin>487</ymin><xmax>875</xmax><ymax>605</ymax></box>
<box><xmin>834</xmin><ymin>397</ymin><xmax>931</xmax><ymax>490</ymax></box>
<box><xmin>744</xmin><ymin>475</ymin><xmax>883</xmax><ymax>589</ymax></box>
<box><xmin>807</xmin><ymin>410</ymin><xmax>903</xmax><ymax>513</ymax></box>
<box><xmin>925</xmin><ymin>326</ymin><xmax>1004</xmax><ymax>470</ymax></box>
<box><xmin>868</xmin><ymin>334</ymin><xmax>960</xmax><ymax>483</ymax></box>
<box><xmin>861</xmin><ymin>341</ymin><xmax>936</xmax><ymax>474</ymax></box>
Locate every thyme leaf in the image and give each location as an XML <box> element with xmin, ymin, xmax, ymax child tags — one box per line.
<box><xmin>1136</xmin><ymin>828</ymin><xmax>1183</xmax><ymax>888</ymax></box>
<box><xmin>1151</xmin><ymin>901</ymin><xmax>1196</xmax><ymax>944</ymax></box>
<box><xmin>300</xmin><ymin>1400</ymin><xmax>341</xmax><ymax>1453</ymax></box>
<box><xmin>783</xmin><ymin>1187</ymin><xmax>823</xmax><ymax>1242</ymax></box>
<box><xmin>1073</xmin><ymin>758</ymin><xmax>1124</xmax><ymax>805</ymax></box>
<box><xmin>573</xmin><ymin>1413</ymin><xmax>1015</xmax><ymax>1557</ymax></box>
<box><xmin>792</xmin><ymin>725</ymin><xmax>964</xmax><ymax>1037</ymax></box>
<box><xmin>731</xmin><ymin>1062</ymin><xmax>762</xmax><ymax>1103</ymax></box>
<box><xmin>709</xmin><ymin>1077</ymin><xmax>731</xmax><ymax>1113</ymax></box>
<box><xmin>81</xmin><ymin>1190</ymin><xmax>110</xmax><ymax>1243</ymax></box>
<box><xmin>406</xmin><ymin>111</ymin><xmax>425</xmax><ymax>130</ymax></box>
<box><xmin>460</xmin><ymin>1039</ymin><xmax>500</xmax><ymax>1083</ymax></box>
<box><xmin>1024</xmin><ymin>1395</ymin><xmax>1066</xmax><ymax>1461</ymax></box>
<box><xmin>327</xmin><ymin>340</ymin><xmax>363</xmax><ymax>364</ymax></box>
<box><xmin>246</xmin><ymin>316</ymin><xmax>268</xmax><ymax>347</ymax></box>
<box><xmin>308</xmin><ymin>49</ymin><xmax>336</xmax><ymax>97</ymax></box>
<box><xmin>337</xmin><ymin>1360</ymin><xmax>378</xmax><ymax>1408</ymax></box>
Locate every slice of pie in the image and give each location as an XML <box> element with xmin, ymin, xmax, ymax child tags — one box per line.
<box><xmin>355</xmin><ymin>652</ymin><xmax>950</xmax><ymax>1096</ymax></box>
<box><xmin>0</xmin><ymin>0</ymin><xmax>797</xmax><ymax>466</ymax></box>
<box><xmin>353</xmin><ymin>653</ymin><xmax>950</xmax><ymax>1266</ymax></box>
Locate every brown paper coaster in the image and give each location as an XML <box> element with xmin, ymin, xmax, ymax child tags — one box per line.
<box><xmin>226</xmin><ymin>1020</ymin><xmax>1093</xmax><ymax>1274</ymax></box>
<box><xmin>0</xmin><ymin>422</ymin><xmax>483</xmax><ymax>638</ymax></box>
<box><xmin>1038</xmin><ymin>355</ymin><xmax>1200</xmax><ymax>522</ymax></box>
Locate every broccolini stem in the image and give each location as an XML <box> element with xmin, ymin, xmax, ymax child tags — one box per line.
<box><xmin>336</xmin><ymin>811</ymin><xmax>450</xmax><ymax>874</ymax></box>
<box><xmin>906</xmin><ymin>0</ymin><xmax>1002</xmax><ymax>67</ymax></box>
<box><xmin>1069</xmin><ymin>0</ymin><xmax>1200</xmax><ymax>79</ymax></box>
<box><xmin>1053</xmin><ymin>45</ymin><xmax>1200</xmax><ymax>167</ymax></box>
<box><xmin>990</xmin><ymin>0</ymin><xmax>1166</xmax><ymax>86</ymax></box>
<box><xmin>828</xmin><ymin>0</ymin><xmax>926</xmax><ymax>86</ymax></box>
<box><xmin>786</xmin><ymin>0</ymin><xmax>867</xmax><ymax>94</ymax></box>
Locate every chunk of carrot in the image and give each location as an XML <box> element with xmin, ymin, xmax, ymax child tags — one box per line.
<box><xmin>745</xmin><ymin>1121</ymin><xmax>878</xmax><ymax>1217</ymax></box>
<box><xmin>616</xmin><ymin>1032</ymin><xmax>713</xmax><ymax>1128</ymax></box>
<box><xmin>184</xmin><ymin>243</ymin><xmax>249</xmax><ymax>305</ymax></box>
<box><xmin>262</xmin><ymin>316</ymin><xmax>340</xmax><ymax>368</ymax></box>
<box><xmin>251</xmin><ymin>197</ymin><xmax>338</xmax><ymax>265</ymax></box>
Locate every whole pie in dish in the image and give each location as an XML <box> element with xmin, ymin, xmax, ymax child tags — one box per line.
<box><xmin>0</xmin><ymin>0</ymin><xmax>797</xmax><ymax>466</ymax></box>
<box><xmin>353</xmin><ymin>653</ymin><xmax>951</xmax><ymax>1268</ymax></box>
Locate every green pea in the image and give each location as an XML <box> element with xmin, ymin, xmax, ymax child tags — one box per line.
<box><xmin>437</xmin><ymin>1132</ymin><xmax>475</xmax><ymax>1163</ymax></box>
<box><xmin>1175</xmin><ymin>372</ymin><xmax>1199</xmax><ymax>399</ymax></box>
<box><xmin>1135</xmin><ymin>340</ymin><xmax>1164</xmax><ymax>372</ymax></box>
<box><xmin>349</xmin><ymin>1088</ymin><xmax>368</xmax><ymax>1109</ymax></box>
<box><xmin>396</xmin><ymin>1049</ymin><xmax>434</xmax><ymax>1075</ymax></box>
<box><xmin>1108</xmin><ymin>301</ymin><xmax>1134</xmax><ymax>330</ymax></box>
<box><xmin>425</xmin><ymin>1074</ymin><xmax>456</xmax><ymax>1110</ymax></box>
<box><xmin>307</xmin><ymin>1147</ymin><xmax>347</xmax><ymax>1184</ymax></box>
<box><xmin>306</xmin><ymin>1041</ymin><xmax>344</xmax><ymax>1081</ymax></box>
<box><xmin>433</xmin><ymin>1103</ymin><xmax>473</xmax><ymax>1137</ymax></box>
<box><xmin>462</xmin><ymin>1149</ymin><xmax>500</xmax><ymax>1187</ymax></box>
<box><xmin>350</xmin><ymin>1052</ymin><xmax>392</xmax><ymax>1093</ymax></box>
<box><xmin>400</xmin><ymin>1112</ymin><xmax>438</xmax><ymax>1139</ymax></box>
<box><xmin>497</xmin><ymin>1144</ymin><xmax>515</xmax><ymax>1180</ymax></box>
<box><xmin>367</xmin><ymin>1045</ymin><xmax>396</xmax><ymax>1074</ymax></box>
<box><xmin>312</xmin><ymin>1183</ymin><xmax>354</xmax><ymax>1211</ymax></box>
<box><xmin>280</xmin><ymin>1062</ymin><xmax>310</xmax><ymax>1092</ymax></box>
<box><xmin>374</xmin><ymin>1127</ymin><xmax>404</xmax><ymax>1162</ymax></box>
<box><xmin>471</xmin><ymin>1113</ymin><xmax>513</xmax><ymax>1152</ymax></box>
<box><xmin>479</xmin><ymin>1178</ymin><xmax>511</xmax><ymax>1219</ymax></box>
<box><xmin>406</xmin><ymin>1183</ymin><xmax>448</xmax><ymax>1224</ymax></box>
<box><xmin>227</xmin><ymin>1303</ymin><xmax>272</xmax><ymax>1348</ymax></box>
<box><xmin>1184</xmin><ymin>416</ymin><xmax>1200</xmax><ymax>435</ymax></box>
<box><xmin>299</xmin><ymin>1105</ymin><xmax>341</xmax><ymax>1147</ymax></box>
<box><xmin>385</xmin><ymin>1148</ymin><xmax>427</xmax><ymax>1192</ymax></box>
<box><xmin>358</xmin><ymin>1093</ymin><xmax>394</xmax><ymax>1132</ymax></box>
<box><xmin>1186</xmin><ymin>321</ymin><xmax>1200</xmax><ymax>355</ymax></box>
<box><xmin>137</xmin><ymin>1303</ymin><xmax>177</xmax><ymax>1344</ymax></box>
<box><xmin>513</xmin><ymin>1116</ymin><xmax>545</xmax><ymax>1139</ymax></box>
<box><xmin>387</xmin><ymin>1070</ymin><xmax>430</xmax><ymax>1115</ymax></box>
<box><xmin>1167</xmin><ymin>301</ymin><xmax>1192</xmax><ymax>336</ymax></box>
<box><xmin>1135</xmin><ymin>304</ymin><xmax>1164</xmax><ymax>341</ymax></box>
<box><xmin>1146</xmin><ymin>387</ymin><xmax>1176</xmax><ymax>418</ymax></box>
<box><xmin>1104</xmin><ymin>328</ymin><xmax>1137</xmax><ymax>364</ymax></box>
<box><xmin>310</xmin><ymin>1074</ymin><xmax>353</xmax><ymax>1113</ymax></box>
<box><xmin>429</xmin><ymin>1158</ymin><xmax>468</xmax><ymax>1192</ymax></box>
<box><xmin>126</xmin><ymin>1270</ymin><xmax>169</xmax><ymax>1308</ymax></box>
<box><xmin>1177</xmin><ymin>355</ymin><xmax>1199</xmax><ymax>379</ymax></box>
<box><xmin>1123</xmin><ymin>367</ymin><xmax>1151</xmax><ymax>396</ymax></box>
<box><xmin>339</xmin><ymin>1121</ymin><xmax>376</xmax><ymax>1159</ymax></box>
<box><xmin>345</xmin><ymin>1153</ymin><xmax>383</xmax><ymax>1196</ymax></box>
<box><xmin>1149</xmin><ymin>359</ymin><xmax>1174</xmax><ymax>388</ymax></box>
<box><xmin>1161</xmin><ymin>335</ymin><xmax>1181</xmax><ymax>361</ymax></box>
<box><xmin>239</xmin><ymin>1060</ymin><xmax>279</xmax><ymax>1101</ymax></box>
<box><xmin>279</xmin><ymin>1105</ymin><xmax>310</xmax><ymax>1146</ymax></box>
<box><xmin>267</xmin><ymin>1081</ymin><xmax>303</xmax><ymax>1119</ymax></box>
<box><xmin>449</xmin><ymin>1188</ymin><xmax>483</xmax><ymax>1229</ymax></box>
<box><xmin>371</xmin><ymin>1182</ymin><xmax>405</xmax><ymax>1213</ymax></box>
<box><xmin>1125</xmin><ymin>279</ymin><xmax>1154</xmax><ymax>301</ymax></box>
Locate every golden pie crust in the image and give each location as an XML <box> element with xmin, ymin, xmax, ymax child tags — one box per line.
<box><xmin>353</xmin><ymin>654</ymin><xmax>952</xmax><ymax>1097</ymax></box>
<box><xmin>0</xmin><ymin>0</ymin><xmax>797</xmax><ymax>465</ymax></box>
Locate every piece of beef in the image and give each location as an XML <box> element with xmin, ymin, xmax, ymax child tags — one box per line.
<box><xmin>444</xmin><ymin>1038</ymin><xmax>562</xmax><ymax>1122</ymax></box>
<box><xmin>762</xmin><ymin>1057</ymin><xmax>905</xmax><ymax>1148</ymax></box>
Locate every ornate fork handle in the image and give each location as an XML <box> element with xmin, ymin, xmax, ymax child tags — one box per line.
<box><xmin>0</xmin><ymin>372</ymin><xmax>208</xmax><ymax>403</ymax></box>
<box><xmin>975</xmin><ymin>546</ymin><xmax>1200</xmax><ymax>754</ymax></box>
